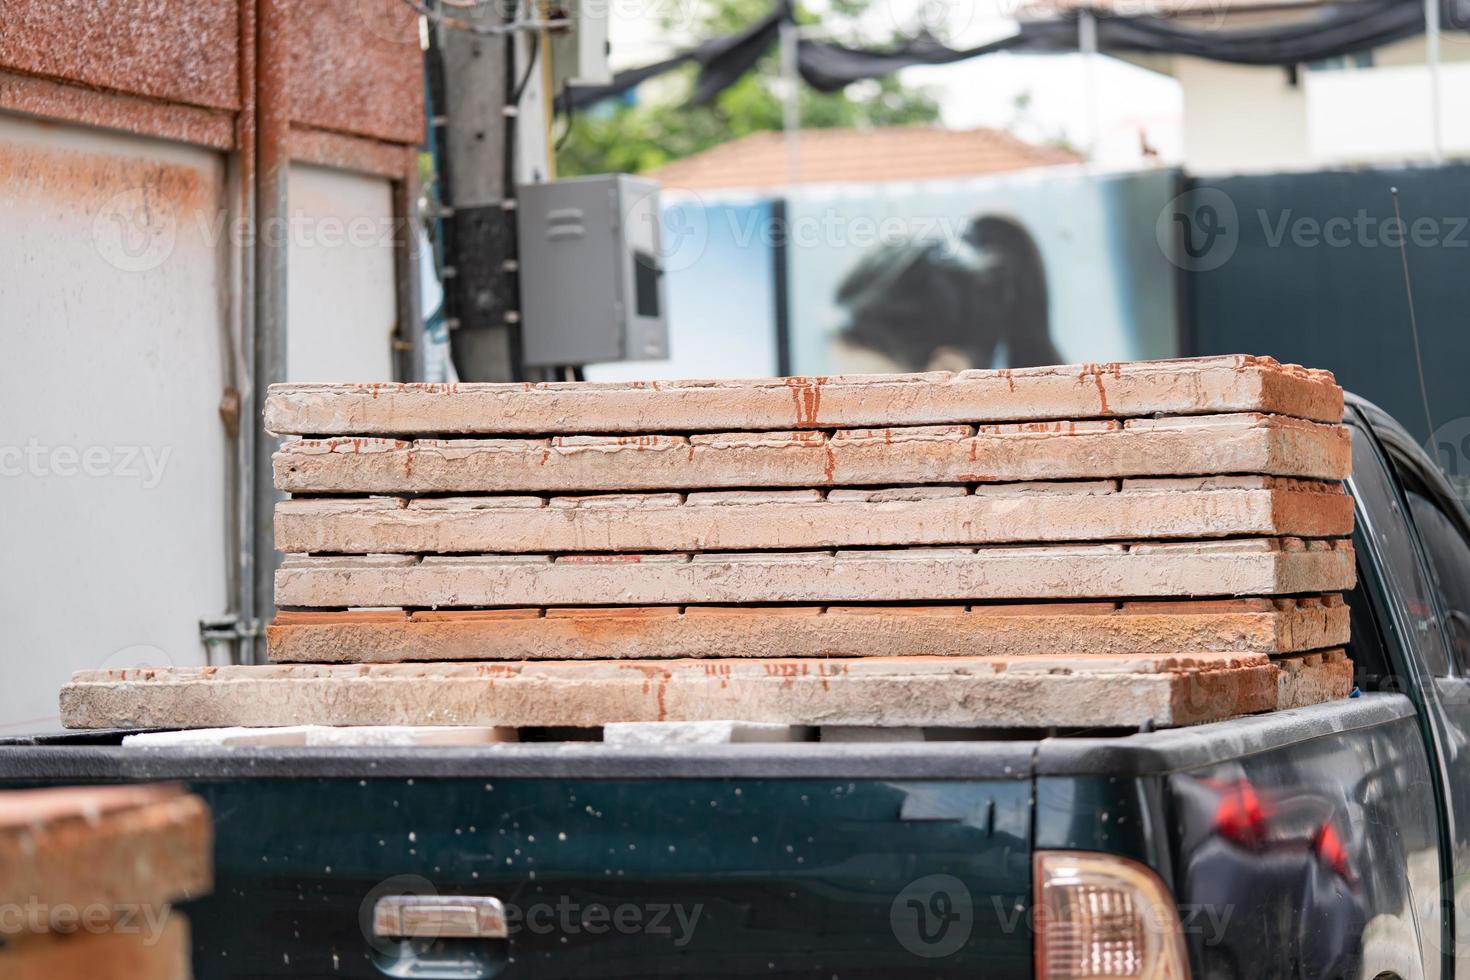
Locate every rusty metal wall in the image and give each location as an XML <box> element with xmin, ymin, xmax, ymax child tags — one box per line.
<box><xmin>0</xmin><ymin>0</ymin><xmax>426</xmax><ymax>711</ymax></box>
<box><xmin>0</xmin><ymin>0</ymin><xmax>241</xmax><ymax>111</ymax></box>
<box><xmin>289</xmin><ymin>0</ymin><xmax>426</xmax><ymax>146</ymax></box>
<box><xmin>0</xmin><ymin>0</ymin><xmax>424</xmax><ymax>164</ymax></box>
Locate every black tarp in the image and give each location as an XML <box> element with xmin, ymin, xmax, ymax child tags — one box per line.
<box><xmin>564</xmin><ymin>0</ymin><xmax>1465</xmax><ymax>108</ymax></box>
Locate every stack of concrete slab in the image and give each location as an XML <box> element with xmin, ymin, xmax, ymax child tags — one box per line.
<box><xmin>61</xmin><ymin>355</ymin><xmax>1356</xmax><ymax>731</ymax></box>
<box><xmin>0</xmin><ymin>785</ymin><xmax>212</xmax><ymax>979</ymax></box>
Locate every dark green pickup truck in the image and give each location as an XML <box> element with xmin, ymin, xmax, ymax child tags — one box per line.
<box><xmin>5</xmin><ymin>396</ymin><xmax>1470</xmax><ymax>980</ymax></box>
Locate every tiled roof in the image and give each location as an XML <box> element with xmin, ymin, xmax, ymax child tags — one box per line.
<box><xmin>642</xmin><ymin>125</ymin><xmax>1081</xmax><ymax>192</ymax></box>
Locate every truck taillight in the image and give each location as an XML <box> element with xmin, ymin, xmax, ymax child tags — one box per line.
<box><xmin>1212</xmin><ymin>779</ymin><xmax>1267</xmax><ymax>848</ymax></box>
<box><xmin>1034</xmin><ymin>852</ymin><xmax>1190</xmax><ymax>980</ymax></box>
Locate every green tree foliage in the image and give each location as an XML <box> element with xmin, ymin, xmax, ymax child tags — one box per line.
<box><xmin>555</xmin><ymin>0</ymin><xmax>941</xmax><ymax>176</ymax></box>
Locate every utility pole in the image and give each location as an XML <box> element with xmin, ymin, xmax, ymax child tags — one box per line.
<box><xmin>432</xmin><ymin>4</ymin><xmax>522</xmax><ymax>381</ymax></box>
<box><xmin>1078</xmin><ymin>10</ymin><xmax>1099</xmax><ymax>164</ymax></box>
<box><xmin>1425</xmin><ymin>0</ymin><xmax>1443</xmax><ymax>162</ymax></box>
<box><xmin>780</xmin><ymin>19</ymin><xmax>801</xmax><ymax>188</ymax></box>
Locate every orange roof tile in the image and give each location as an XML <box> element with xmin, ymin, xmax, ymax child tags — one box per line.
<box><xmin>642</xmin><ymin>125</ymin><xmax>1081</xmax><ymax>192</ymax></box>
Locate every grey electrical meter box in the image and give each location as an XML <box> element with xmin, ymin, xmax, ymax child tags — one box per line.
<box><xmin>516</xmin><ymin>174</ymin><xmax>669</xmax><ymax>367</ymax></box>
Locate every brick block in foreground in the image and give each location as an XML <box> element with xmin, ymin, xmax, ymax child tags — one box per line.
<box><xmin>0</xmin><ymin>918</ymin><xmax>191</xmax><ymax>980</ymax></box>
<box><xmin>0</xmin><ymin>785</ymin><xmax>210</xmax><ymax>980</ymax></box>
<box><xmin>0</xmin><ymin>785</ymin><xmax>212</xmax><ymax>917</ymax></box>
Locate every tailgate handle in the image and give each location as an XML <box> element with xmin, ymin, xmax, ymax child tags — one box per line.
<box><xmin>373</xmin><ymin>895</ymin><xmax>508</xmax><ymax>940</ymax></box>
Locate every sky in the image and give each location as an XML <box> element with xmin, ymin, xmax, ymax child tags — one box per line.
<box><xmin>604</xmin><ymin>0</ymin><xmax>1185</xmax><ymax>166</ymax></box>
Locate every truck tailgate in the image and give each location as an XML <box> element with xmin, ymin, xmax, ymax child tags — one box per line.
<box><xmin>0</xmin><ymin>741</ymin><xmax>1037</xmax><ymax>979</ymax></box>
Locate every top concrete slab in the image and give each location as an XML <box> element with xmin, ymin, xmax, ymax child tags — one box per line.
<box><xmin>266</xmin><ymin>356</ymin><xmax>1344</xmax><ymax>435</ymax></box>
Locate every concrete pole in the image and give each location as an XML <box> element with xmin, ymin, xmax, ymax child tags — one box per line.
<box><xmin>1079</xmin><ymin>10</ymin><xmax>1099</xmax><ymax>164</ymax></box>
<box><xmin>1426</xmin><ymin>0</ymin><xmax>1443</xmax><ymax>162</ymax></box>
<box><xmin>780</xmin><ymin>20</ymin><xmax>801</xmax><ymax>188</ymax></box>
<box><xmin>437</xmin><ymin>4</ymin><xmax>521</xmax><ymax>381</ymax></box>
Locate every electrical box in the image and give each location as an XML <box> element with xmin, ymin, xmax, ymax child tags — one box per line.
<box><xmin>550</xmin><ymin>0</ymin><xmax>612</xmax><ymax>88</ymax></box>
<box><xmin>516</xmin><ymin>175</ymin><xmax>669</xmax><ymax>368</ymax></box>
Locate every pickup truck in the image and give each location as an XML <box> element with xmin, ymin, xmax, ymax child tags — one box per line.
<box><xmin>4</xmin><ymin>393</ymin><xmax>1470</xmax><ymax>980</ymax></box>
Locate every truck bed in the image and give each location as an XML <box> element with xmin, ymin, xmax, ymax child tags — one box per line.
<box><xmin>0</xmin><ymin>695</ymin><xmax>1428</xmax><ymax>980</ymax></box>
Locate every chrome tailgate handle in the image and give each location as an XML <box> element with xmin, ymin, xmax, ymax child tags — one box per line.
<box><xmin>373</xmin><ymin>895</ymin><xmax>508</xmax><ymax>940</ymax></box>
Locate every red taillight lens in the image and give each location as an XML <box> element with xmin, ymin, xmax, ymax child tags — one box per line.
<box><xmin>1035</xmin><ymin>852</ymin><xmax>1190</xmax><ymax>980</ymax></box>
<box><xmin>1213</xmin><ymin>780</ymin><xmax>1267</xmax><ymax>848</ymax></box>
<box><xmin>1314</xmin><ymin>822</ymin><xmax>1353</xmax><ymax>882</ymax></box>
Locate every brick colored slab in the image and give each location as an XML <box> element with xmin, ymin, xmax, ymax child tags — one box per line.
<box><xmin>0</xmin><ymin>785</ymin><xmax>212</xmax><ymax>922</ymax></box>
<box><xmin>274</xmin><ymin>413</ymin><xmax>1351</xmax><ymax>494</ymax></box>
<box><xmin>264</xmin><ymin>356</ymin><xmax>1342</xmax><ymax>436</ymax></box>
<box><xmin>266</xmin><ymin>596</ymin><xmax>1350</xmax><ymax>664</ymax></box>
<box><xmin>1275</xmin><ymin>648</ymin><xmax>1355</xmax><ymax>709</ymax></box>
<box><xmin>274</xmin><ymin>539</ymin><xmax>1357</xmax><ymax>608</ymax></box>
<box><xmin>120</xmin><ymin>725</ymin><xmax>517</xmax><ymax>748</ymax></box>
<box><xmin>61</xmin><ymin>655</ymin><xmax>1282</xmax><ymax>730</ymax></box>
<box><xmin>0</xmin><ymin>917</ymin><xmax>189</xmax><ymax>980</ymax></box>
<box><xmin>274</xmin><ymin>479</ymin><xmax>1353</xmax><ymax>554</ymax></box>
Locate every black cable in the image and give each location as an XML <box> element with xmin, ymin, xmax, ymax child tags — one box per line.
<box><xmin>554</xmin><ymin>85</ymin><xmax>575</xmax><ymax>150</ymax></box>
<box><xmin>512</xmin><ymin>31</ymin><xmax>540</xmax><ymax>105</ymax></box>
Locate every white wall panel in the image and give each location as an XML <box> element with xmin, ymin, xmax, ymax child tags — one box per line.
<box><xmin>286</xmin><ymin>164</ymin><xmax>397</xmax><ymax>383</ymax></box>
<box><xmin>0</xmin><ymin>112</ymin><xmax>230</xmax><ymax>733</ymax></box>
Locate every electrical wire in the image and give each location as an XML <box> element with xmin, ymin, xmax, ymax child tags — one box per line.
<box><xmin>1391</xmin><ymin>187</ymin><xmax>1437</xmax><ymax>442</ymax></box>
<box><xmin>512</xmin><ymin>27</ymin><xmax>541</xmax><ymax>105</ymax></box>
<box><xmin>554</xmin><ymin>85</ymin><xmax>575</xmax><ymax>150</ymax></box>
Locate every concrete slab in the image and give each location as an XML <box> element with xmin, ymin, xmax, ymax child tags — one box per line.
<box><xmin>61</xmin><ymin>653</ymin><xmax>1288</xmax><ymax>730</ymax></box>
<box><xmin>120</xmin><ymin>725</ymin><xmax>517</xmax><ymax>747</ymax></box>
<box><xmin>273</xmin><ymin>538</ymin><xmax>1357</xmax><ymax>608</ymax></box>
<box><xmin>265</xmin><ymin>356</ymin><xmax>1343</xmax><ymax>435</ymax></box>
<box><xmin>274</xmin><ymin>479</ymin><xmax>1353</xmax><ymax>554</ymax></box>
<box><xmin>265</xmin><ymin>596</ymin><xmax>1350</xmax><ymax>664</ymax></box>
<box><xmin>274</xmin><ymin>413</ymin><xmax>1351</xmax><ymax>493</ymax></box>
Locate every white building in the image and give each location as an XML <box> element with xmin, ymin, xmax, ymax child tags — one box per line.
<box><xmin>1020</xmin><ymin>0</ymin><xmax>1468</xmax><ymax>172</ymax></box>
